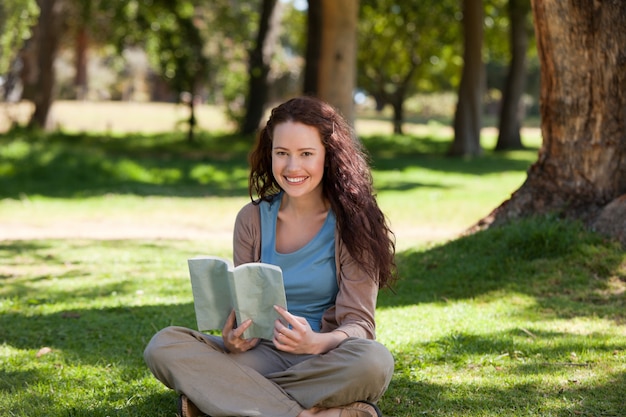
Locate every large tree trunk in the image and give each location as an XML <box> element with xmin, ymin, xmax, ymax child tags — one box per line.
<box><xmin>316</xmin><ymin>0</ymin><xmax>359</xmax><ymax>124</ymax></box>
<box><xmin>241</xmin><ymin>0</ymin><xmax>282</xmax><ymax>135</ymax></box>
<box><xmin>28</xmin><ymin>0</ymin><xmax>65</xmax><ymax>129</ymax></box>
<box><xmin>495</xmin><ymin>0</ymin><xmax>530</xmax><ymax>151</ymax></box>
<box><xmin>448</xmin><ymin>0</ymin><xmax>485</xmax><ymax>157</ymax></box>
<box><xmin>477</xmin><ymin>0</ymin><xmax>626</xmax><ymax>244</ymax></box>
<box><xmin>303</xmin><ymin>0</ymin><xmax>322</xmax><ymax>96</ymax></box>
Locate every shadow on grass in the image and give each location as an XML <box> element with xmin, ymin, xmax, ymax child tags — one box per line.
<box><xmin>0</xmin><ymin>129</ymin><xmax>538</xmax><ymax>199</ymax></box>
<box><xmin>380</xmin><ymin>216</ymin><xmax>626</xmax><ymax>324</ymax></box>
<box><xmin>385</xmin><ymin>324</ymin><xmax>625</xmax><ymax>415</ymax></box>
<box><xmin>383</xmin><ymin>370</ymin><xmax>626</xmax><ymax>416</ymax></box>
<box><xmin>3</xmin><ymin>301</ymin><xmax>623</xmax><ymax>416</ymax></box>
<box><xmin>2</xmin><ymin>216</ymin><xmax>624</xmax><ymax>416</ymax></box>
<box><xmin>0</xmin><ymin>302</ymin><xmax>196</xmax><ymax>416</ymax></box>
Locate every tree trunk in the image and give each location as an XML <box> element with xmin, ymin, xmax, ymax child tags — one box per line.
<box><xmin>241</xmin><ymin>0</ymin><xmax>282</xmax><ymax>135</ymax></box>
<box><xmin>448</xmin><ymin>0</ymin><xmax>484</xmax><ymax>157</ymax></box>
<box><xmin>28</xmin><ymin>0</ymin><xmax>65</xmax><ymax>129</ymax></box>
<box><xmin>74</xmin><ymin>25</ymin><xmax>89</xmax><ymax>100</ymax></box>
<box><xmin>304</xmin><ymin>0</ymin><xmax>322</xmax><ymax>96</ymax></box>
<box><xmin>187</xmin><ymin>99</ymin><xmax>196</xmax><ymax>143</ymax></box>
<box><xmin>477</xmin><ymin>0</ymin><xmax>626</xmax><ymax>244</ymax></box>
<box><xmin>391</xmin><ymin>97</ymin><xmax>404</xmax><ymax>135</ymax></box>
<box><xmin>316</xmin><ymin>0</ymin><xmax>359</xmax><ymax>124</ymax></box>
<box><xmin>495</xmin><ymin>0</ymin><xmax>530</xmax><ymax>151</ymax></box>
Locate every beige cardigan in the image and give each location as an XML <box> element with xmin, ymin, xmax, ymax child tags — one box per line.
<box><xmin>232</xmin><ymin>201</ymin><xmax>378</xmax><ymax>340</ymax></box>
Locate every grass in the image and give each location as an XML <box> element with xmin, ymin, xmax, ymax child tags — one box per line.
<box><xmin>1</xmin><ymin>118</ymin><xmax>625</xmax><ymax>416</ymax></box>
<box><xmin>379</xmin><ymin>217</ymin><xmax>626</xmax><ymax>416</ymax></box>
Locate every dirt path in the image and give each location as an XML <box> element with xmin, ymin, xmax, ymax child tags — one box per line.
<box><xmin>0</xmin><ymin>217</ymin><xmax>460</xmax><ymax>249</ymax></box>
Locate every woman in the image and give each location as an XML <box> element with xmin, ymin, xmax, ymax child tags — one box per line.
<box><xmin>144</xmin><ymin>96</ymin><xmax>397</xmax><ymax>417</ymax></box>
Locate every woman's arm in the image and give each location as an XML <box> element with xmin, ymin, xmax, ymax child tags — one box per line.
<box><xmin>320</xmin><ymin>237</ymin><xmax>379</xmax><ymax>340</ymax></box>
<box><xmin>232</xmin><ymin>202</ymin><xmax>261</xmax><ymax>266</ymax></box>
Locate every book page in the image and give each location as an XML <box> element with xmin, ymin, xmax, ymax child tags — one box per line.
<box><xmin>188</xmin><ymin>256</ymin><xmax>233</xmax><ymax>332</ymax></box>
<box><xmin>229</xmin><ymin>263</ymin><xmax>287</xmax><ymax>340</ymax></box>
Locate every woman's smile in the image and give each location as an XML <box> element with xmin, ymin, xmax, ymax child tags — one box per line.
<box><xmin>285</xmin><ymin>176</ymin><xmax>308</xmax><ymax>184</ymax></box>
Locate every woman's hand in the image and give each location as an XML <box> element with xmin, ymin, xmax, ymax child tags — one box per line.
<box><xmin>222</xmin><ymin>310</ymin><xmax>260</xmax><ymax>353</ymax></box>
<box><xmin>272</xmin><ymin>305</ymin><xmax>348</xmax><ymax>355</ymax></box>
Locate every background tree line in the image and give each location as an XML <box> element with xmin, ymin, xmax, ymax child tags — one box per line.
<box><xmin>0</xmin><ymin>0</ymin><xmax>624</xmax><ymax>244</ymax></box>
<box><xmin>0</xmin><ymin>0</ymin><xmax>537</xmax><ymax>152</ymax></box>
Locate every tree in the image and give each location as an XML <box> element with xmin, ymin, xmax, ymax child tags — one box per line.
<box><xmin>495</xmin><ymin>0</ymin><xmax>531</xmax><ymax>151</ymax></box>
<box><xmin>66</xmin><ymin>0</ymin><xmax>115</xmax><ymax>100</ymax></box>
<box><xmin>0</xmin><ymin>0</ymin><xmax>39</xmax><ymax>77</ymax></box>
<box><xmin>113</xmin><ymin>1</ymin><xmax>230</xmax><ymax>141</ymax></box>
<box><xmin>303</xmin><ymin>0</ymin><xmax>322</xmax><ymax>96</ymax></box>
<box><xmin>448</xmin><ymin>0</ymin><xmax>485</xmax><ymax>156</ymax></box>
<box><xmin>0</xmin><ymin>0</ymin><xmax>39</xmax><ymax>103</ymax></box>
<box><xmin>315</xmin><ymin>0</ymin><xmax>359</xmax><ymax>124</ymax></box>
<box><xmin>27</xmin><ymin>0</ymin><xmax>66</xmax><ymax>128</ymax></box>
<box><xmin>241</xmin><ymin>0</ymin><xmax>283</xmax><ymax>135</ymax></box>
<box><xmin>477</xmin><ymin>0</ymin><xmax>626</xmax><ymax>244</ymax></box>
<box><xmin>358</xmin><ymin>0</ymin><xmax>458</xmax><ymax>134</ymax></box>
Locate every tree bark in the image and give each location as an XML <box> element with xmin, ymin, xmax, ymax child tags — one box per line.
<box><xmin>477</xmin><ymin>0</ymin><xmax>626</xmax><ymax>244</ymax></box>
<box><xmin>241</xmin><ymin>0</ymin><xmax>282</xmax><ymax>135</ymax></box>
<box><xmin>303</xmin><ymin>0</ymin><xmax>322</xmax><ymax>96</ymax></box>
<box><xmin>495</xmin><ymin>0</ymin><xmax>530</xmax><ymax>151</ymax></box>
<box><xmin>448</xmin><ymin>0</ymin><xmax>485</xmax><ymax>156</ymax></box>
<box><xmin>316</xmin><ymin>0</ymin><xmax>359</xmax><ymax>124</ymax></box>
<box><xmin>28</xmin><ymin>0</ymin><xmax>65</xmax><ymax>129</ymax></box>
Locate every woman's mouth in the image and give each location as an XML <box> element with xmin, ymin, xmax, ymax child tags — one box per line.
<box><xmin>285</xmin><ymin>176</ymin><xmax>307</xmax><ymax>184</ymax></box>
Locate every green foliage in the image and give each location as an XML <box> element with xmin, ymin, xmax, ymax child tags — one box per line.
<box><xmin>358</xmin><ymin>0</ymin><xmax>461</xmax><ymax>101</ymax></box>
<box><xmin>120</xmin><ymin>1</ymin><xmax>212</xmax><ymax>96</ymax></box>
<box><xmin>0</xmin><ymin>0</ymin><xmax>38</xmax><ymax>75</ymax></box>
<box><xmin>103</xmin><ymin>0</ymin><xmax>262</xmax><ymax>119</ymax></box>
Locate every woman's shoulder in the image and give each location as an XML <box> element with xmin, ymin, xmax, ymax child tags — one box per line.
<box><xmin>236</xmin><ymin>200</ymin><xmax>260</xmax><ymax>223</ymax></box>
<box><xmin>235</xmin><ymin>194</ymin><xmax>281</xmax><ymax>224</ymax></box>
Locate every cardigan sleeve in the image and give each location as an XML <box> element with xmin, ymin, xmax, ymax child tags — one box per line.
<box><xmin>232</xmin><ymin>202</ymin><xmax>261</xmax><ymax>266</ymax></box>
<box><xmin>320</xmin><ymin>237</ymin><xmax>378</xmax><ymax>340</ymax></box>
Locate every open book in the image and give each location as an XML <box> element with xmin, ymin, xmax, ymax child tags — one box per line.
<box><xmin>187</xmin><ymin>256</ymin><xmax>287</xmax><ymax>340</ymax></box>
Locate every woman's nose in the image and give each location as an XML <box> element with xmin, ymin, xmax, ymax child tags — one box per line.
<box><xmin>286</xmin><ymin>156</ymin><xmax>299</xmax><ymax>170</ymax></box>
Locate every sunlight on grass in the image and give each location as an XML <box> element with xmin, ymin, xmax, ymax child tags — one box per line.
<box><xmin>2</xmin><ymin>123</ymin><xmax>625</xmax><ymax>416</ymax></box>
<box><xmin>1</xmin><ymin>223</ymin><xmax>625</xmax><ymax>417</ymax></box>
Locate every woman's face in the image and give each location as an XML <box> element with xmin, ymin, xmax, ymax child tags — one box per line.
<box><xmin>271</xmin><ymin>121</ymin><xmax>326</xmax><ymax>200</ymax></box>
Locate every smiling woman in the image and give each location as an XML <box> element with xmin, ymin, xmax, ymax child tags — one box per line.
<box><xmin>143</xmin><ymin>96</ymin><xmax>396</xmax><ymax>417</ymax></box>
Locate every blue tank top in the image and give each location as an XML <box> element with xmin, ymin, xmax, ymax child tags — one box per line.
<box><xmin>259</xmin><ymin>194</ymin><xmax>338</xmax><ymax>332</ymax></box>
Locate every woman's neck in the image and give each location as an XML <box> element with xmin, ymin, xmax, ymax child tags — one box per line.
<box><xmin>279</xmin><ymin>190</ymin><xmax>329</xmax><ymax>218</ymax></box>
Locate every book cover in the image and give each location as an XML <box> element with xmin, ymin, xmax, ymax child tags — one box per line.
<box><xmin>188</xmin><ymin>256</ymin><xmax>287</xmax><ymax>339</ymax></box>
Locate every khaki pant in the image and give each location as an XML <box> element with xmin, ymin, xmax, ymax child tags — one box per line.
<box><xmin>144</xmin><ymin>326</ymin><xmax>394</xmax><ymax>417</ymax></box>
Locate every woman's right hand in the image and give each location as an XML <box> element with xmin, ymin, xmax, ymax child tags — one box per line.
<box><xmin>222</xmin><ymin>310</ymin><xmax>260</xmax><ymax>353</ymax></box>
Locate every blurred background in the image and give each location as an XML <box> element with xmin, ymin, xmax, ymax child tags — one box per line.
<box><xmin>0</xmin><ymin>0</ymin><xmax>538</xmax><ymax>155</ymax></box>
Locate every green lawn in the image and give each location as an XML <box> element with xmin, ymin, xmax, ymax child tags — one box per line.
<box><xmin>1</xmin><ymin>125</ymin><xmax>624</xmax><ymax>416</ymax></box>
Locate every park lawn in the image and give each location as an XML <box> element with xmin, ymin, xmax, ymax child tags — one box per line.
<box><xmin>1</xmin><ymin>126</ymin><xmax>625</xmax><ymax>416</ymax></box>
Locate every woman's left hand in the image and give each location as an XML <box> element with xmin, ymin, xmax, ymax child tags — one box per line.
<box><xmin>272</xmin><ymin>306</ymin><xmax>349</xmax><ymax>354</ymax></box>
<box><xmin>272</xmin><ymin>305</ymin><xmax>320</xmax><ymax>354</ymax></box>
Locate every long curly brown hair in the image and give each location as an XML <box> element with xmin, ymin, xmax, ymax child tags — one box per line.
<box><xmin>248</xmin><ymin>96</ymin><xmax>396</xmax><ymax>289</ymax></box>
